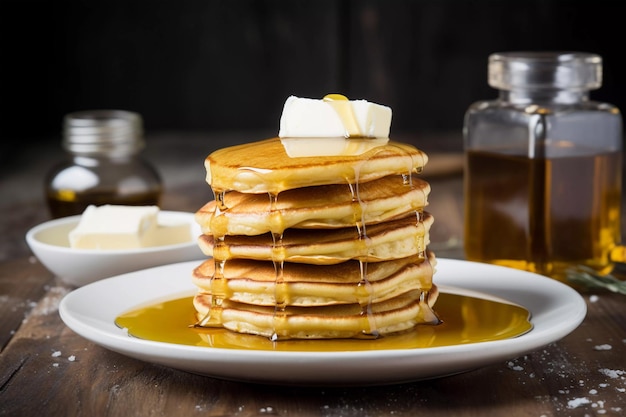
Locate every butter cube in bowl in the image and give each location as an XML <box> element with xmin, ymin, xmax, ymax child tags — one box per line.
<box><xmin>26</xmin><ymin>205</ymin><xmax>204</xmax><ymax>286</ymax></box>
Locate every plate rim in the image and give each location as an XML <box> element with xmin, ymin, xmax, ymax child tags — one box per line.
<box><xmin>58</xmin><ymin>258</ymin><xmax>587</xmax><ymax>384</ymax></box>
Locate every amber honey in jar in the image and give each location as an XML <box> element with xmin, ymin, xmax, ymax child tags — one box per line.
<box><xmin>45</xmin><ymin>110</ymin><xmax>163</xmax><ymax>218</ymax></box>
<box><xmin>463</xmin><ymin>52</ymin><xmax>623</xmax><ymax>281</ymax></box>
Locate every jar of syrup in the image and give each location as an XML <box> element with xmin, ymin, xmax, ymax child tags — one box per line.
<box><xmin>463</xmin><ymin>52</ymin><xmax>623</xmax><ymax>281</ymax></box>
<box><xmin>45</xmin><ymin>110</ymin><xmax>163</xmax><ymax>218</ymax></box>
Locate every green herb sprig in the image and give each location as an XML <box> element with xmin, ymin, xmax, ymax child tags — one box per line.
<box><xmin>566</xmin><ymin>265</ymin><xmax>626</xmax><ymax>295</ymax></box>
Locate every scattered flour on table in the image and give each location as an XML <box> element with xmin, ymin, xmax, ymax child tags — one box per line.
<box><xmin>31</xmin><ymin>286</ymin><xmax>71</xmax><ymax>316</ymax></box>
<box><xmin>50</xmin><ymin>350</ymin><xmax>77</xmax><ymax>365</ymax></box>
<box><xmin>567</xmin><ymin>397</ymin><xmax>591</xmax><ymax>409</ymax></box>
<box><xmin>594</xmin><ymin>344</ymin><xmax>613</xmax><ymax>351</ymax></box>
<box><xmin>507</xmin><ymin>361</ymin><xmax>524</xmax><ymax>371</ymax></box>
<box><xmin>598</xmin><ymin>369</ymin><xmax>626</xmax><ymax>379</ymax></box>
<box><xmin>2</xmin><ymin>294</ymin><xmax>37</xmax><ymax>315</ymax></box>
<box><xmin>504</xmin><ymin>347</ymin><xmax>626</xmax><ymax>415</ymax></box>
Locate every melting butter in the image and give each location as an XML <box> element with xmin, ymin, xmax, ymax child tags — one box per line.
<box><xmin>278</xmin><ymin>95</ymin><xmax>392</xmax><ymax>139</ymax></box>
<box><xmin>280</xmin><ymin>137</ymin><xmax>390</xmax><ymax>158</ymax></box>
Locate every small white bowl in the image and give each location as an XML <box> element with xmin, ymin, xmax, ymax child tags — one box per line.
<box><xmin>26</xmin><ymin>211</ymin><xmax>205</xmax><ymax>287</ymax></box>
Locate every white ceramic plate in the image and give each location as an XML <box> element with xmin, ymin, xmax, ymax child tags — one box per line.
<box><xmin>59</xmin><ymin>259</ymin><xmax>586</xmax><ymax>386</ymax></box>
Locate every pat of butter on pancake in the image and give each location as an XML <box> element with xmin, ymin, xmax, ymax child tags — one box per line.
<box><xmin>278</xmin><ymin>95</ymin><xmax>392</xmax><ymax>139</ymax></box>
<box><xmin>69</xmin><ymin>205</ymin><xmax>190</xmax><ymax>249</ymax></box>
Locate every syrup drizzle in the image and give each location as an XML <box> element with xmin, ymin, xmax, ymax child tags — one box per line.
<box><xmin>349</xmin><ymin>161</ymin><xmax>380</xmax><ymax>336</ymax></box>
<box><xmin>269</xmin><ymin>191</ymin><xmax>287</xmax><ymax>341</ymax></box>
<box><xmin>323</xmin><ymin>93</ymin><xmax>361</xmax><ymax>138</ymax></box>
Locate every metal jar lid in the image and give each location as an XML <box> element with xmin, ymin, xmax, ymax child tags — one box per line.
<box><xmin>63</xmin><ymin>110</ymin><xmax>144</xmax><ymax>155</ymax></box>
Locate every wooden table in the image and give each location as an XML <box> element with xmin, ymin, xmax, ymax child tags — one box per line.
<box><xmin>1</xmin><ymin>132</ymin><xmax>625</xmax><ymax>417</ymax></box>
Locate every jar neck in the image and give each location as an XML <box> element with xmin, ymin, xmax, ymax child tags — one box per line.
<box><xmin>64</xmin><ymin>140</ymin><xmax>144</xmax><ymax>156</ymax></box>
<box><xmin>499</xmin><ymin>88</ymin><xmax>590</xmax><ymax>105</ymax></box>
<box><xmin>71</xmin><ymin>153</ymin><xmax>136</xmax><ymax>166</ymax></box>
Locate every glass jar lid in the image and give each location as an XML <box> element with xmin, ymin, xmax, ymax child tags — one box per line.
<box><xmin>488</xmin><ymin>51</ymin><xmax>602</xmax><ymax>91</ymax></box>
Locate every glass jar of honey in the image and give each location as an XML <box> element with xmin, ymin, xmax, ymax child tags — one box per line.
<box><xmin>463</xmin><ymin>52</ymin><xmax>623</xmax><ymax>281</ymax></box>
<box><xmin>45</xmin><ymin>110</ymin><xmax>163</xmax><ymax>218</ymax></box>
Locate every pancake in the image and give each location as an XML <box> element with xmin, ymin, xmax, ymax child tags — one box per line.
<box><xmin>196</xmin><ymin>175</ymin><xmax>430</xmax><ymax>236</ymax></box>
<box><xmin>205</xmin><ymin>137</ymin><xmax>428</xmax><ymax>194</ymax></box>
<box><xmin>192</xmin><ymin>252</ymin><xmax>436</xmax><ymax>307</ymax></box>
<box><xmin>193</xmin><ymin>286</ymin><xmax>440</xmax><ymax>339</ymax></box>
<box><xmin>198</xmin><ymin>213</ymin><xmax>433</xmax><ymax>264</ymax></box>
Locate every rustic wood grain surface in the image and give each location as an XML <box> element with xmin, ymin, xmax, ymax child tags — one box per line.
<box><xmin>1</xmin><ymin>132</ymin><xmax>625</xmax><ymax>417</ymax></box>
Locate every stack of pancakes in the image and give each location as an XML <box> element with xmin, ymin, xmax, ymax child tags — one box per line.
<box><xmin>193</xmin><ymin>136</ymin><xmax>439</xmax><ymax>340</ymax></box>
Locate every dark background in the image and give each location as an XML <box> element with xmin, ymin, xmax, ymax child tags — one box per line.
<box><xmin>3</xmin><ymin>0</ymin><xmax>625</xmax><ymax>153</ymax></box>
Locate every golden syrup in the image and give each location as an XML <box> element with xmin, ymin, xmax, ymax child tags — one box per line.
<box><xmin>267</xmin><ymin>189</ymin><xmax>286</xmax><ymax>340</ymax></box>
<box><xmin>323</xmin><ymin>94</ymin><xmax>361</xmax><ymax>137</ymax></box>
<box><xmin>465</xmin><ymin>149</ymin><xmax>622</xmax><ymax>280</ymax></box>
<box><xmin>203</xmin><ymin>189</ymin><xmax>231</xmax><ymax>328</ymax></box>
<box><xmin>115</xmin><ymin>292</ymin><xmax>531</xmax><ymax>351</ymax></box>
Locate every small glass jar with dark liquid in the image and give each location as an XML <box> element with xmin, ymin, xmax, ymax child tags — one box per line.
<box><xmin>45</xmin><ymin>110</ymin><xmax>162</xmax><ymax>218</ymax></box>
<box><xmin>464</xmin><ymin>52</ymin><xmax>623</xmax><ymax>282</ymax></box>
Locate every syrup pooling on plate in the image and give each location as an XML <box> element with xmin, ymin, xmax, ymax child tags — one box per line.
<box><xmin>115</xmin><ymin>292</ymin><xmax>532</xmax><ymax>351</ymax></box>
